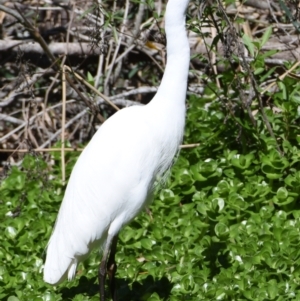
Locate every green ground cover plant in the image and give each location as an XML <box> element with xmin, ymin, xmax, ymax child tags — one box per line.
<box><xmin>2</xmin><ymin>56</ymin><xmax>300</xmax><ymax>300</ymax></box>
<box><xmin>1</xmin><ymin>1</ymin><xmax>300</xmax><ymax>300</ymax></box>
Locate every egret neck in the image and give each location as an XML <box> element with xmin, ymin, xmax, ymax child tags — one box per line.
<box><xmin>151</xmin><ymin>0</ymin><xmax>190</xmax><ymax>108</ymax></box>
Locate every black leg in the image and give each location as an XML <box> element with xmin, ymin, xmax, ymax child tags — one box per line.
<box><xmin>99</xmin><ymin>235</ymin><xmax>115</xmax><ymax>301</ymax></box>
<box><xmin>107</xmin><ymin>235</ymin><xmax>118</xmax><ymax>301</ymax></box>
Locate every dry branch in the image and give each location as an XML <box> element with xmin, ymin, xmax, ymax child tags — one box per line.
<box><xmin>0</xmin><ymin>41</ymin><xmax>103</xmax><ymax>56</ymax></box>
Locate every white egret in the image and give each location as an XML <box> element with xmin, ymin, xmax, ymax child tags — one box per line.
<box><xmin>43</xmin><ymin>0</ymin><xmax>190</xmax><ymax>300</ymax></box>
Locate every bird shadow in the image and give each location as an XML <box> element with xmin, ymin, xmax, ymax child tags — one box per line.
<box><xmin>59</xmin><ymin>275</ymin><xmax>173</xmax><ymax>300</ymax></box>
<box><xmin>117</xmin><ymin>275</ymin><xmax>173</xmax><ymax>300</ymax></box>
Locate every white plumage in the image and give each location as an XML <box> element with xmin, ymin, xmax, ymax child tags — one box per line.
<box><xmin>44</xmin><ymin>0</ymin><xmax>190</xmax><ymax>296</ymax></box>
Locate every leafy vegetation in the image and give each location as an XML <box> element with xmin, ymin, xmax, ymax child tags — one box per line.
<box><xmin>2</xmin><ymin>54</ymin><xmax>300</xmax><ymax>300</ymax></box>
<box><xmin>2</xmin><ymin>0</ymin><xmax>300</xmax><ymax>301</ymax></box>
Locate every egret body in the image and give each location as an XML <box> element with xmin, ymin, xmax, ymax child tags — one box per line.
<box><xmin>44</xmin><ymin>0</ymin><xmax>190</xmax><ymax>299</ymax></box>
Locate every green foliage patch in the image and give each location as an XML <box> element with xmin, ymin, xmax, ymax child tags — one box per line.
<box><xmin>2</xmin><ymin>12</ymin><xmax>300</xmax><ymax>301</ymax></box>
<box><xmin>2</xmin><ymin>70</ymin><xmax>300</xmax><ymax>300</ymax></box>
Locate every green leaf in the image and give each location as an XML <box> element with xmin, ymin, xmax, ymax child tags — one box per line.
<box><xmin>140</xmin><ymin>238</ymin><xmax>156</xmax><ymax>250</ymax></box>
<box><xmin>5</xmin><ymin>226</ymin><xmax>18</xmax><ymax>239</ymax></box>
<box><xmin>7</xmin><ymin>297</ymin><xmax>20</xmax><ymax>301</ymax></box>
<box><xmin>86</xmin><ymin>71</ymin><xmax>94</xmax><ymax>85</ymax></box>
<box><xmin>214</xmin><ymin>222</ymin><xmax>229</xmax><ymax>237</ymax></box>
<box><xmin>261</xmin><ymin>27</ymin><xmax>272</xmax><ymax>47</ymax></box>
<box><xmin>242</xmin><ymin>34</ymin><xmax>255</xmax><ymax>56</ymax></box>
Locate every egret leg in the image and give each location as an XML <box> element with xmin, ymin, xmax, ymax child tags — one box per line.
<box><xmin>107</xmin><ymin>235</ymin><xmax>118</xmax><ymax>301</ymax></box>
<box><xmin>98</xmin><ymin>235</ymin><xmax>118</xmax><ymax>301</ymax></box>
<box><xmin>99</xmin><ymin>235</ymin><xmax>113</xmax><ymax>301</ymax></box>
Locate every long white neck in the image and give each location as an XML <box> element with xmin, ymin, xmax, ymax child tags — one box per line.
<box><xmin>151</xmin><ymin>0</ymin><xmax>190</xmax><ymax>106</ymax></box>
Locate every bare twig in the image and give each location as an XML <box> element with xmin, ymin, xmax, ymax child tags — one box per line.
<box><xmin>104</xmin><ymin>0</ymin><xmax>130</xmax><ymax>93</ymax></box>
